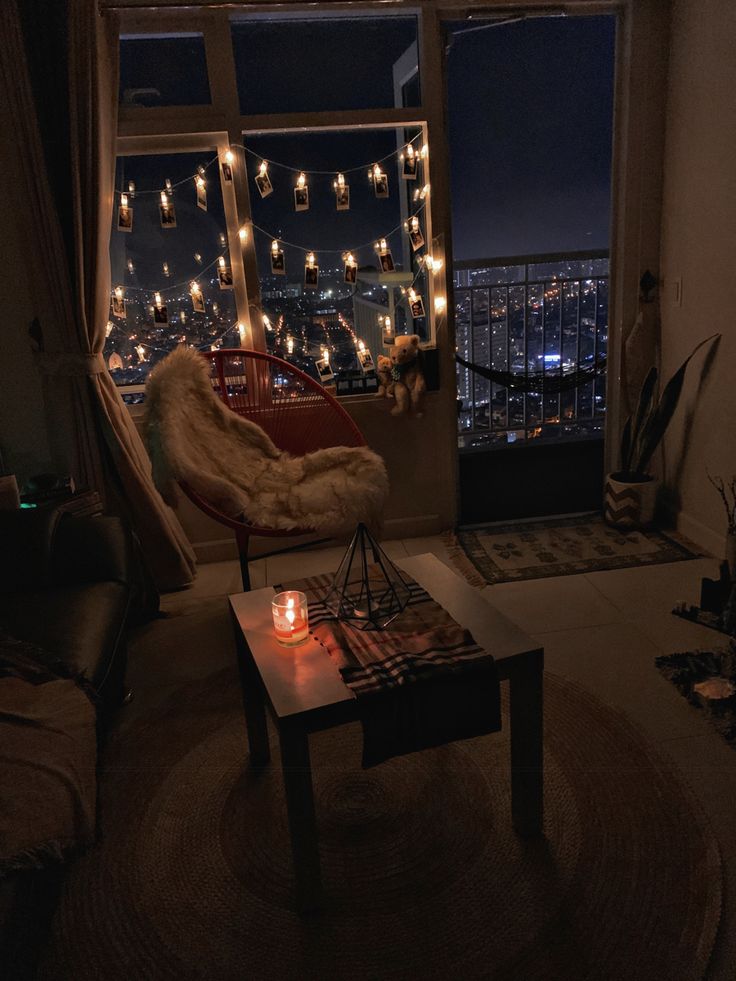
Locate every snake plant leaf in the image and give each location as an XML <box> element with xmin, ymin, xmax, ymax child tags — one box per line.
<box><xmin>619</xmin><ymin>415</ymin><xmax>633</xmax><ymax>473</ymax></box>
<box><xmin>627</xmin><ymin>365</ymin><xmax>658</xmax><ymax>473</ymax></box>
<box><xmin>634</xmin><ymin>334</ymin><xmax>719</xmax><ymax>475</ymax></box>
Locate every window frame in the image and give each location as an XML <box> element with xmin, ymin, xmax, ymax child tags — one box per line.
<box><xmin>113</xmin><ymin>5</ymin><xmax>445</xmax><ymax>396</ymax></box>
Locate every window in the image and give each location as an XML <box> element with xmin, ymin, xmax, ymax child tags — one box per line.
<box><xmin>109</xmin><ymin>7</ymin><xmax>446</xmax><ymax>396</ymax></box>
<box><xmin>119</xmin><ymin>34</ymin><xmax>210</xmax><ymax>106</ymax></box>
<box><xmin>106</xmin><ymin>152</ymin><xmax>239</xmax><ymax>391</ymax></box>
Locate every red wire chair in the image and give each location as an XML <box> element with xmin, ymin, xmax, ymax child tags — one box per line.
<box><xmin>179</xmin><ymin>349</ymin><xmax>366</xmax><ymax>590</ymax></box>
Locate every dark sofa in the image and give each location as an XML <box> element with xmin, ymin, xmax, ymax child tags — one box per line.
<box><xmin>0</xmin><ymin>504</ymin><xmax>147</xmax><ymax>977</ymax></box>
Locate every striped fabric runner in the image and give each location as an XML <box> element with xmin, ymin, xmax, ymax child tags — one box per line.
<box><xmin>282</xmin><ymin>570</ymin><xmax>501</xmax><ymax>767</ymax></box>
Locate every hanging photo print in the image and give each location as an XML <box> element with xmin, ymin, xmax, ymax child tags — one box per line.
<box><xmin>371</xmin><ymin>163</ymin><xmax>389</xmax><ymax>199</ymax></box>
<box><xmin>117</xmin><ymin>194</ymin><xmax>133</xmax><ymax>232</ymax></box>
<box><xmin>294</xmin><ymin>172</ymin><xmax>310</xmax><ymax>212</ymax></box>
<box><xmin>270</xmin><ymin>240</ymin><xmax>285</xmax><ymax>275</ymax></box>
<box><xmin>375</xmin><ymin>238</ymin><xmax>395</xmax><ymax>273</ymax></box>
<box><xmin>334</xmin><ymin>173</ymin><xmax>350</xmax><ymax>211</ymax></box>
<box><xmin>401</xmin><ymin>144</ymin><xmax>418</xmax><ymax>179</ymax></box>
<box><xmin>108</xmin><ymin>352</ymin><xmax>124</xmax><ymax>371</ymax></box>
<box><xmin>195</xmin><ymin>176</ymin><xmax>207</xmax><ymax>211</ymax></box>
<box><xmin>380</xmin><ymin>314</ymin><xmax>393</xmax><ymax>346</ymax></box>
<box><xmin>408</xmin><ymin>288</ymin><xmax>425</xmax><ymax>319</ymax></box>
<box><xmin>190</xmin><ymin>281</ymin><xmax>206</xmax><ymax>314</ymax></box>
<box><xmin>255</xmin><ymin>161</ymin><xmax>273</xmax><ymax>198</ymax></box>
<box><xmin>159</xmin><ymin>191</ymin><xmax>177</xmax><ymax>228</ymax></box>
<box><xmin>221</xmin><ymin>150</ymin><xmax>234</xmax><ymax>182</ymax></box>
<box><xmin>357</xmin><ymin>342</ymin><xmax>374</xmax><ymax>373</ymax></box>
<box><xmin>343</xmin><ymin>252</ymin><xmax>358</xmax><ymax>285</ymax></box>
<box><xmin>316</xmin><ymin>350</ymin><xmax>335</xmax><ymax>388</ymax></box>
<box><xmin>217</xmin><ymin>257</ymin><xmax>233</xmax><ymax>290</ymax></box>
<box><xmin>304</xmin><ymin>252</ymin><xmax>319</xmax><ymax>289</ymax></box>
<box><xmin>153</xmin><ymin>293</ymin><xmax>169</xmax><ymax>325</ymax></box>
<box><xmin>111</xmin><ymin>287</ymin><xmax>126</xmax><ymax>319</ymax></box>
<box><xmin>407</xmin><ymin>215</ymin><xmax>425</xmax><ymax>252</ymax></box>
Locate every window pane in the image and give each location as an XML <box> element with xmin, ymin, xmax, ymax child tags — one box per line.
<box><xmin>244</xmin><ymin>128</ymin><xmax>429</xmax><ymax>389</ymax></box>
<box><xmin>119</xmin><ymin>35</ymin><xmax>210</xmax><ymax>106</ymax></box>
<box><xmin>231</xmin><ymin>16</ymin><xmax>419</xmax><ymax>115</ymax></box>
<box><xmin>107</xmin><ymin>152</ymin><xmax>239</xmax><ymax>389</ymax></box>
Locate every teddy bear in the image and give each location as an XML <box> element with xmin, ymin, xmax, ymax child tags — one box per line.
<box><xmin>376</xmin><ymin>355</ymin><xmax>395</xmax><ymax>399</ymax></box>
<box><xmin>384</xmin><ymin>334</ymin><xmax>426</xmax><ymax>417</ymax></box>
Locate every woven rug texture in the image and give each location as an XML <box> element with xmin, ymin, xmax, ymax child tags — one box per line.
<box><xmin>447</xmin><ymin>514</ymin><xmax>698</xmax><ymax>587</ymax></box>
<box><xmin>36</xmin><ymin>597</ymin><xmax>722</xmax><ymax>981</ymax></box>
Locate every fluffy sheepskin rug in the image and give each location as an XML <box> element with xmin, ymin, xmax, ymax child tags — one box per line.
<box><xmin>143</xmin><ymin>346</ymin><xmax>389</xmax><ymax>536</ymax></box>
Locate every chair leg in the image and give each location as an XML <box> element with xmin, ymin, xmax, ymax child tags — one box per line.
<box><xmin>236</xmin><ymin>530</ymin><xmax>252</xmax><ymax>592</ymax></box>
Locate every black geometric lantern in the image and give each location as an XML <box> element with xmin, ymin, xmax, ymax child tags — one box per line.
<box><xmin>321</xmin><ymin>523</ymin><xmax>411</xmax><ymax>630</ymax></box>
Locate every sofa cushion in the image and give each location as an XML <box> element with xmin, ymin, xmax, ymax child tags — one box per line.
<box><xmin>0</xmin><ymin>583</ymin><xmax>130</xmax><ymax>691</ymax></box>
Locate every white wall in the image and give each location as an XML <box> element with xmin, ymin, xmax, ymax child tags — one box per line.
<box><xmin>659</xmin><ymin>0</ymin><xmax>736</xmax><ymax>556</ymax></box>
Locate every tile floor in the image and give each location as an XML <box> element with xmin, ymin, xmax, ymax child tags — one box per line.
<box><xmin>164</xmin><ymin>536</ymin><xmax>736</xmax><ymax>979</ymax></box>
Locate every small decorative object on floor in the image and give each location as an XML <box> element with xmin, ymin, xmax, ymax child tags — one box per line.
<box><xmin>322</xmin><ymin>523</ymin><xmax>410</xmax><ymax>630</ymax></box>
<box><xmin>271</xmin><ymin>591</ymin><xmax>309</xmax><ymax>647</ymax></box>
<box><xmin>656</xmin><ymin>645</ymin><xmax>736</xmax><ymax>748</ymax></box>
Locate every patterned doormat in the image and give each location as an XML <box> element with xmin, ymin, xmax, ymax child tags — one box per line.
<box><xmin>447</xmin><ymin>514</ymin><xmax>699</xmax><ymax>586</ymax></box>
<box><xmin>656</xmin><ymin>647</ymin><xmax>736</xmax><ymax>748</ymax></box>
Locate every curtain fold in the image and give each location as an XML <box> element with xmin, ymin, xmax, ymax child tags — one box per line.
<box><xmin>0</xmin><ymin>0</ymin><xmax>196</xmax><ymax>590</ymax></box>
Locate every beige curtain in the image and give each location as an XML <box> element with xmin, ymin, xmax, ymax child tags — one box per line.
<box><xmin>0</xmin><ymin>0</ymin><xmax>195</xmax><ymax>590</ymax></box>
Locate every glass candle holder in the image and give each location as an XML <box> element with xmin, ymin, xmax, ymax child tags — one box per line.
<box><xmin>271</xmin><ymin>590</ymin><xmax>309</xmax><ymax>647</ymax></box>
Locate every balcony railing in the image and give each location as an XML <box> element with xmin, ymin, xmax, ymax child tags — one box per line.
<box><xmin>454</xmin><ymin>250</ymin><xmax>609</xmax><ymax>451</ymax></box>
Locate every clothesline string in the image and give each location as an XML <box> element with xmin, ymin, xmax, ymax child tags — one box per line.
<box><xmin>114</xmin><ymin>132</ymin><xmax>425</xmax><ymax>196</ymax></box>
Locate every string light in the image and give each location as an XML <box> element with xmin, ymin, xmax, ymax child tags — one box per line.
<box><xmin>238</xmin><ymin>225</ymin><xmax>248</xmax><ymax>244</ymax></box>
<box><xmin>114</xmin><ymin>286</ymin><xmax>123</xmax><ymax>300</ymax></box>
<box><xmin>358</xmin><ymin>340</ymin><xmax>365</xmax><ymax>353</ymax></box>
<box><xmin>421</xmin><ymin>144</ymin><xmax>429</xmax><ymax>159</ymax></box>
<box><xmin>120</xmin><ymin>193</ymin><xmax>128</xmax><ymax>209</ymax></box>
<box><xmin>163</xmin><ymin>262</ymin><xmax>170</xmax><ymax>277</ymax></box>
<box><xmin>197</xmin><ymin>165</ymin><xmax>206</xmax><ymax>177</ymax></box>
<box><xmin>164</xmin><ymin>179</ymin><xmax>172</xmax><ymax>194</ymax></box>
<box><xmin>424</xmin><ymin>255</ymin><xmax>443</xmax><ymax>272</ymax></box>
<box><xmin>127</xmin><ymin>181</ymin><xmax>135</xmax><ymax>198</ymax></box>
<box><xmin>160</xmin><ymin>191</ymin><xmax>168</xmax><ymax>206</ymax></box>
<box><xmin>434</xmin><ymin>296</ymin><xmax>447</xmax><ymax>314</ymax></box>
<box><xmin>238</xmin><ymin>322</ymin><xmax>247</xmax><ymax>344</ymax></box>
<box><xmin>194</xmin><ymin>253</ymin><xmax>202</xmax><ymax>264</ymax></box>
<box><xmin>287</xmin><ymin>336</ymin><xmax>294</xmax><ymax>355</ymax></box>
<box><xmin>224</xmin><ymin>150</ymin><xmax>234</xmax><ymax>166</ymax></box>
<box><xmin>218</xmin><ymin>256</ymin><xmax>226</xmax><ymax>269</ymax></box>
<box><xmin>127</xmin><ymin>259</ymin><xmax>134</xmax><ymax>274</ymax></box>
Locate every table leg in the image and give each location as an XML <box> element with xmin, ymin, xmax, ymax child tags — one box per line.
<box><xmin>279</xmin><ymin>723</ymin><xmax>322</xmax><ymax>912</ymax></box>
<box><xmin>509</xmin><ymin>648</ymin><xmax>544</xmax><ymax>836</ymax></box>
<box><xmin>231</xmin><ymin>609</ymin><xmax>270</xmax><ymax>767</ymax></box>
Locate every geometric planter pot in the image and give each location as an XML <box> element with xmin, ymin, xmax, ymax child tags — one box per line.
<box><xmin>603</xmin><ymin>472</ymin><xmax>658</xmax><ymax>530</ymax></box>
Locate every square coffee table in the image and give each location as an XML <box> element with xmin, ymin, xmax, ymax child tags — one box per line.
<box><xmin>229</xmin><ymin>553</ymin><xmax>544</xmax><ymax>911</ymax></box>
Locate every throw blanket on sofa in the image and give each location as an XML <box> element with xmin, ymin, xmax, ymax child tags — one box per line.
<box><xmin>143</xmin><ymin>347</ymin><xmax>389</xmax><ymax>535</ymax></box>
<box><xmin>0</xmin><ymin>633</ymin><xmax>97</xmax><ymax>876</ymax></box>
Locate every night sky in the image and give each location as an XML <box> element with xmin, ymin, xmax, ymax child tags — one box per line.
<box><xmin>118</xmin><ymin>14</ymin><xmax>616</xmax><ymax>271</ymax></box>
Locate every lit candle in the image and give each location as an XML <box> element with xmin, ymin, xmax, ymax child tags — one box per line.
<box><xmin>272</xmin><ymin>591</ymin><xmax>309</xmax><ymax>646</ymax></box>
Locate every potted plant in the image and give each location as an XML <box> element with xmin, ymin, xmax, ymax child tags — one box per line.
<box><xmin>604</xmin><ymin>334</ymin><xmax>718</xmax><ymax>529</ymax></box>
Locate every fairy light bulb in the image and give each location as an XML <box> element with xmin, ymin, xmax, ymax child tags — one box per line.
<box><xmin>334</xmin><ymin>173</ymin><xmax>345</xmax><ymax>189</ymax></box>
<box><xmin>194</xmin><ymin>253</ymin><xmax>202</xmax><ymax>264</ymax></box>
<box><xmin>373</xmin><ymin>164</ymin><xmax>383</xmax><ymax>180</ymax></box>
<box><xmin>405</xmin><ymin>144</ymin><xmax>415</xmax><ymax>161</ymax></box>
<box><xmin>262</xmin><ymin>314</ymin><xmax>271</xmax><ymax>330</ymax></box>
<box><xmin>154</xmin><ymin>292</ymin><xmax>162</xmax><ymax>307</ymax></box>
<box><xmin>195</xmin><ymin>175</ymin><xmax>205</xmax><ymax>189</ymax></box>
<box><xmin>224</xmin><ymin>150</ymin><xmax>234</xmax><ymax>166</ymax></box>
<box><xmin>344</xmin><ymin>251</ymin><xmax>356</xmax><ymax>267</ymax></box>
<box><xmin>128</xmin><ymin>180</ymin><xmax>135</xmax><ymax>196</ymax></box>
<box><xmin>287</xmin><ymin>336</ymin><xmax>294</xmax><ymax>355</ymax></box>
<box><xmin>259</xmin><ymin>160</ymin><xmax>268</xmax><ymax>178</ymax></box>
<box><xmin>197</xmin><ymin>165</ymin><xmax>206</xmax><ymax>177</ymax></box>
<box><xmin>163</xmin><ymin>262</ymin><xmax>170</xmax><ymax>277</ymax></box>
<box><xmin>322</xmin><ymin>346</ymin><xmax>330</xmax><ymax>364</ymax></box>
<box><xmin>411</xmin><ymin>216</ymin><xmax>420</xmax><ymax>233</ymax></box>
<box><xmin>127</xmin><ymin>259</ymin><xmax>134</xmax><ymax>274</ymax></box>
<box><xmin>114</xmin><ymin>286</ymin><xmax>123</xmax><ymax>300</ymax></box>
<box><xmin>219</xmin><ymin>232</ymin><xmax>227</xmax><ymax>249</ymax></box>
<box><xmin>409</xmin><ymin>288</ymin><xmax>417</xmax><ymax>303</ymax></box>
<box><xmin>218</xmin><ymin>256</ymin><xmax>226</xmax><ymax>269</ymax></box>
<box><xmin>238</xmin><ymin>322</ymin><xmax>247</xmax><ymax>343</ymax></box>
<box><xmin>306</xmin><ymin>252</ymin><xmax>315</xmax><ymax>268</ymax></box>
<box><xmin>358</xmin><ymin>340</ymin><xmax>365</xmax><ymax>353</ymax></box>
<box><xmin>271</xmin><ymin>240</ymin><xmax>279</xmax><ymax>255</ymax></box>
<box><xmin>120</xmin><ymin>193</ymin><xmax>128</xmax><ymax>209</ymax></box>
<box><xmin>238</xmin><ymin>225</ymin><xmax>248</xmax><ymax>243</ymax></box>
<box><xmin>434</xmin><ymin>296</ymin><xmax>447</xmax><ymax>314</ymax></box>
<box><xmin>297</xmin><ymin>172</ymin><xmax>306</xmax><ymax>189</ymax></box>
<box><xmin>165</xmin><ymin>178</ymin><xmax>172</xmax><ymax>194</ymax></box>
<box><xmin>160</xmin><ymin>191</ymin><xmax>168</xmax><ymax>206</ymax></box>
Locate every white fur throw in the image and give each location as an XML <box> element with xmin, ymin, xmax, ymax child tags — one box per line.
<box><xmin>143</xmin><ymin>347</ymin><xmax>389</xmax><ymax>535</ymax></box>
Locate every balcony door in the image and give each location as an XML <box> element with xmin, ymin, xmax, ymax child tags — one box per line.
<box><xmin>445</xmin><ymin>13</ymin><xmax>616</xmax><ymax>523</ymax></box>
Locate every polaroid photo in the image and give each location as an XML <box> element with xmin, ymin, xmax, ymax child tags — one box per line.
<box><xmin>153</xmin><ymin>304</ymin><xmax>169</xmax><ymax>325</ymax></box>
<box><xmin>402</xmin><ymin>155</ymin><xmax>418</xmax><ymax>180</ymax></box>
<box><xmin>191</xmin><ymin>290</ymin><xmax>206</xmax><ymax>314</ymax></box>
<box><xmin>316</xmin><ymin>359</ymin><xmax>334</xmax><ymax>383</ymax></box>
<box><xmin>335</xmin><ymin>186</ymin><xmax>350</xmax><ymax>211</ymax></box>
<box><xmin>196</xmin><ymin>182</ymin><xmax>207</xmax><ymax>211</ymax></box>
<box><xmin>304</xmin><ymin>263</ymin><xmax>319</xmax><ymax>289</ymax></box>
<box><xmin>221</xmin><ymin>161</ymin><xmax>233</xmax><ymax>183</ymax></box>
<box><xmin>409</xmin><ymin>226</ymin><xmax>425</xmax><ymax>252</ymax></box>
<box><xmin>294</xmin><ymin>186</ymin><xmax>310</xmax><ymax>212</ymax></box>
<box><xmin>255</xmin><ymin>172</ymin><xmax>273</xmax><ymax>198</ymax></box>
<box><xmin>217</xmin><ymin>265</ymin><xmax>234</xmax><ymax>290</ymax></box>
<box><xmin>379</xmin><ymin>250</ymin><xmax>395</xmax><ymax>274</ymax></box>
<box><xmin>344</xmin><ymin>262</ymin><xmax>357</xmax><ymax>285</ymax></box>
<box><xmin>117</xmin><ymin>205</ymin><xmax>133</xmax><ymax>233</ymax></box>
<box><xmin>374</xmin><ymin>174</ymin><xmax>389</xmax><ymax>199</ymax></box>
<box><xmin>358</xmin><ymin>349</ymin><xmax>374</xmax><ymax>372</ymax></box>
<box><xmin>159</xmin><ymin>203</ymin><xmax>177</xmax><ymax>228</ymax></box>
<box><xmin>410</xmin><ymin>296</ymin><xmax>426</xmax><ymax>319</ymax></box>
<box><xmin>270</xmin><ymin>249</ymin><xmax>285</xmax><ymax>275</ymax></box>
<box><xmin>111</xmin><ymin>295</ymin><xmax>126</xmax><ymax>319</ymax></box>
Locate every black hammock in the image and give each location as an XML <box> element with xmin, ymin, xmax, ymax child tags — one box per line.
<box><xmin>455</xmin><ymin>355</ymin><xmax>607</xmax><ymax>395</ymax></box>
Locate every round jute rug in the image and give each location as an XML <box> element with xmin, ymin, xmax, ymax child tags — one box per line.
<box><xmin>40</xmin><ymin>669</ymin><xmax>721</xmax><ymax>981</ymax></box>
